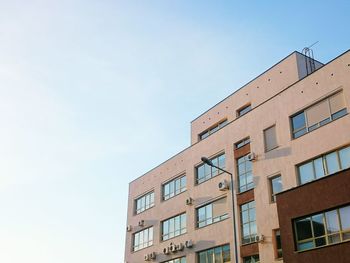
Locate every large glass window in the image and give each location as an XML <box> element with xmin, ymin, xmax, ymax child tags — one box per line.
<box><xmin>199</xmin><ymin>119</ymin><xmax>228</xmax><ymax>140</ymax></box>
<box><xmin>198</xmin><ymin>244</ymin><xmax>230</xmax><ymax>263</ymax></box>
<box><xmin>163</xmin><ymin>175</ymin><xmax>186</xmax><ymax>200</ymax></box>
<box><xmin>269</xmin><ymin>175</ymin><xmax>283</xmax><ymax>202</ymax></box>
<box><xmin>162</xmin><ymin>213</ymin><xmax>186</xmax><ymax>241</ymax></box>
<box><xmin>291</xmin><ymin>91</ymin><xmax>347</xmax><ymax>139</ymax></box>
<box><xmin>237</xmin><ymin>154</ymin><xmax>253</xmax><ymax>192</ymax></box>
<box><xmin>163</xmin><ymin>257</ymin><xmax>186</xmax><ymax>263</ymax></box>
<box><xmin>298</xmin><ymin>146</ymin><xmax>350</xmax><ymax>185</ymax></box>
<box><xmin>241</xmin><ymin>201</ymin><xmax>257</xmax><ymax>244</ymax></box>
<box><xmin>133</xmin><ymin>227</ymin><xmax>153</xmax><ymax>251</ymax></box>
<box><xmin>243</xmin><ymin>255</ymin><xmax>259</xmax><ymax>263</ymax></box>
<box><xmin>197</xmin><ymin>197</ymin><xmax>228</xmax><ymax>228</ymax></box>
<box><xmin>294</xmin><ymin>204</ymin><xmax>350</xmax><ymax>251</ymax></box>
<box><xmin>196</xmin><ymin>154</ymin><xmax>225</xmax><ymax>184</ymax></box>
<box><xmin>135</xmin><ymin>191</ymin><xmax>155</xmax><ymax>214</ymax></box>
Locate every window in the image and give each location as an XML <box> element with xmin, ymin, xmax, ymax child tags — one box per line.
<box><xmin>264</xmin><ymin>125</ymin><xmax>278</xmax><ymax>152</ymax></box>
<box><xmin>196</xmin><ymin>153</ymin><xmax>225</xmax><ymax>184</ymax></box>
<box><xmin>294</xmin><ymin>204</ymin><xmax>350</xmax><ymax>252</ymax></box>
<box><xmin>298</xmin><ymin>145</ymin><xmax>350</xmax><ymax>185</ymax></box>
<box><xmin>135</xmin><ymin>191</ymin><xmax>155</xmax><ymax>214</ymax></box>
<box><xmin>199</xmin><ymin>119</ymin><xmax>228</xmax><ymax>140</ymax></box>
<box><xmin>291</xmin><ymin>91</ymin><xmax>347</xmax><ymax>138</ymax></box>
<box><xmin>133</xmin><ymin>227</ymin><xmax>153</xmax><ymax>251</ymax></box>
<box><xmin>235</xmin><ymin>137</ymin><xmax>250</xmax><ymax>149</ymax></box>
<box><xmin>274</xmin><ymin>229</ymin><xmax>283</xmax><ymax>259</ymax></box>
<box><xmin>162</xmin><ymin>213</ymin><xmax>186</xmax><ymax>241</ymax></box>
<box><xmin>198</xmin><ymin>244</ymin><xmax>230</xmax><ymax>263</ymax></box>
<box><xmin>163</xmin><ymin>175</ymin><xmax>186</xmax><ymax>200</ymax></box>
<box><xmin>269</xmin><ymin>175</ymin><xmax>282</xmax><ymax>203</ymax></box>
<box><xmin>241</xmin><ymin>201</ymin><xmax>257</xmax><ymax>244</ymax></box>
<box><xmin>237</xmin><ymin>154</ymin><xmax>253</xmax><ymax>192</ymax></box>
<box><xmin>197</xmin><ymin>197</ymin><xmax>228</xmax><ymax>228</ymax></box>
<box><xmin>163</xmin><ymin>257</ymin><xmax>186</xmax><ymax>263</ymax></box>
<box><xmin>243</xmin><ymin>255</ymin><xmax>259</xmax><ymax>263</ymax></box>
<box><xmin>237</xmin><ymin>104</ymin><xmax>252</xmax><ymax>117</ymax></box>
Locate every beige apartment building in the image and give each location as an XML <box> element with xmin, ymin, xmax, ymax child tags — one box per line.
<box><xmin>124</xmin><ymin>49</ymin><xmax>350</xmax><ymax>263</ymax></box>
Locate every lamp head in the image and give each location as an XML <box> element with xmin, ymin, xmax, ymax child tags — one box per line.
<box><xmin>201</xmin><ymin>157</ymin><xmax>213</xmax><ymax>166</ymax></box>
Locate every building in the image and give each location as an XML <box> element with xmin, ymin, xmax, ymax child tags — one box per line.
<box><xmin>124</xmin><ymin>49</ymin><xmax>350</xmax><ymax>263</ymax></box>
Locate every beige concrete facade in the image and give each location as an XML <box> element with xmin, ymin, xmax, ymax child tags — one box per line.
<box><xmin>125</xmin><ymin>50</ymin><xmax>350</xmax><ymax>263</ymax></box>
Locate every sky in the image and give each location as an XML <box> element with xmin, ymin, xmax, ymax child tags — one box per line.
<box><xmin>0</xmin><ymin>1</ymin><xmax>349</xmax><ymax>262</ymax></box>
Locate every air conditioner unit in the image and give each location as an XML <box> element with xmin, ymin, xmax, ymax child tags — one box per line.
<box><xmin>218</xmin><ymin>180</ymin><xmax>230</xmax><ymax>191</ymax></box>
<box><xmin>185</xmin><ymin>240</ymin><xmax>193</xmax><ymax>248</ymax></box>
<box><xmin>149</xmin><ymin>252</ymin><xmax>156</xmax><ymax>260</ymax></box>
<box><xmin>247</xmin><ymin>152</ymin><xmax>257</xmax><ymax>161</ymax></box>
<box><xmin>163</xmin><ymin>247</ymin><xmax>170</xmax><ymax>255</ymax></box>
<box><xmin>176</xmin><ymin>243</ymin><xmax>184</xmax><ymax>251</ymax></box>
<box><xmin>186</xmin><ymin>197</ymin><xmax>193</xmax><ymax>205</ymax></box>
<box><xmin>144</xmin><ymin>254</ymin><xmax>150</xmax><ymax>261</ymax></box>
<box><xmin>138</xmin><ymin>220</ymin><xmax>145</xmax><ymax>227</ymax></box>
<box><xmin>253</xmin><ymin>234</ymin><xmax>265</xmax><ymax>243</ymax></box>
<box><xmin>170</xmin><ymin>243</ymin><xmax>177</xmax><ymax>253</ymax></box>
<box><xmin>126</xmin><ymin>225</ymin><xmax>132</xmax><ymax>232</ymax></box>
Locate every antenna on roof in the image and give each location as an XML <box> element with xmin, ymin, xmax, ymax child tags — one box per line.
<box><xmin>302</xmin><ymin>41</ymin><xmax>319</xmax><ymax>75</ymax></box>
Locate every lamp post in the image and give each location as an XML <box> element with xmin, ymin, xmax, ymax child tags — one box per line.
<box><xmin>201</xmin><ymin>157</ymin><xmax>239</xmax><ymax>263</ymax></box>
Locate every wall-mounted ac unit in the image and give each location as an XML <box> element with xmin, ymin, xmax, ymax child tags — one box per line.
<box><xmin>253</xmin><ymin>234</ymin><xmax>265</xmax><ymax>243</ymax></box>
<box><xmin>170</xmin><ymin>243</ymin><xmax>177</xmax><ymax>253</ymax></box>
<box><xmin>247</xmin><ymin>152</ymin><xmax>257</xmax><ymax>161</ymax></box>
<box><xmin>176</xmin><ymin>243</ymin><xmax>184</xmax><ymax>251</ymax></box>
<box><xmin>144</xmin><ymin>254</ymin><xmax>150</xmax><ymax>261</ymax></box>
<box><xmin>126</xmin><ymin>225</ymin><xmax>132</xmax><ymax>232</ymax></box>
<box><xmin>163</xmin><ymin>247</ymin><xmax>170</xmax><ymax>255</ymax></box>
<box><xmin>186</xmin><ymin>197</ymin><xmax>193</xmax><ymax>205</ymax></box>
<box><xmin>149</xmin><ymin>252</ymin><xmax>156</xmax><ymax>260</ymax></box>
<box><xmin>138</xmin><ymin>220</ymin><xmax>145</xmax><ymax>227</ymax></box>
<box><xmin>218</xmin><ymin>180</ymin><xmax>230</xmax><ymax>191</ymax></box>
<box><xmin>185</xmin><ymin>240</ymin><xmax>193</xmax><ymax>248</ymax></box>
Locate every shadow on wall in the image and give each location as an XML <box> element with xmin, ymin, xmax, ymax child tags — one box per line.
<box><xmin>264</xmin><ymin>147</ymin><xmax>292</xmax><ymax>160</ymax></box>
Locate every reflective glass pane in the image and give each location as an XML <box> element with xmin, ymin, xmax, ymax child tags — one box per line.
<box><xmin>339</xmin><ymin>147</ymin><xmax>350</xmax><ymax>169</ymax></box>
<box><xmin>339</xmin><ymin>206</ymin><xmax>350</xmax><ymax>230</ymax></box>
<box><xmin>312</xmin><ymin>213</ymin><xmax>325</xmax><ymax>237</ymax></box>
<box><xmin>181</xmin><ymin>176</ymin><xmax>187</xmax><ymax>190</ymax></box>
<box><xmin>315</xmin><ymin>237</ymin><xmax>326</xmax><ymax>247</ymax></box>
<box><xmin>325</xmin><ymin>210</ymin><xmax>340</xmax><ymax>234</ymax></box>
<box><xmin>292</xmin><ymin>112</ymin><xmax>306</xmax><ymax>130</ymax></box>
<box><xmin>242</xmin><ymin>211</ymin><xmax>249</xmax><ymax>223</ymax></box>
<box><xmin>328</xmin><ymin>234</ymin><xmax>341</xmax><ymax>244</ymax></box>
<box><xmin>271</xmin><ymin>176</ymin><xmax>283</xmax><ymax>195</ymax></box>
<box><xmin>299</xmin><ymin>162</ymin><xmax>314</xmax><ymax>184</ymax></box>
<box><xmin>298</xmin><ymin>241</ymin><xmax>314</xmax><ymax>251</ymax></box>
<box><xmin>325</xmin><ymin>152</ymin><xmax>340</xmax><ymax>174</ymax></box>
<box><xmin>314</xmin><ymin>158</ymin><xmax>325</xmax><ymax>179</ymax></box>
<box><xmin>219</xmin><ymin>154</ymin><xmax>225</xmax><ymax>168</ymax></box>
<box><xmin>296</xmin><ymin>217</ymin><xmax>312</xmax><ymax>240</ymax></box>
<box><xmin>198</xmin><ymin>165</ymin><xmax>204</xmax><ymax>181</ymax></box>
<box><xmin>199</xmin><ymin>252</ymin><xmax>207</xmax><ymax>263</ymax></box>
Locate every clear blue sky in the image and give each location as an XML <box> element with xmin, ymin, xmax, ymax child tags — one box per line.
<box><xmin>0</xmin><ymin>1</ymin><xmax>349</xmax><ymax>262</ymax></box>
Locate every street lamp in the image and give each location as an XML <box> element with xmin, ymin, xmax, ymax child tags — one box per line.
<box><xmin>201</xmin><ymin>157</ymin><xmax>239</xmax><ymax>263</ymax></box>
